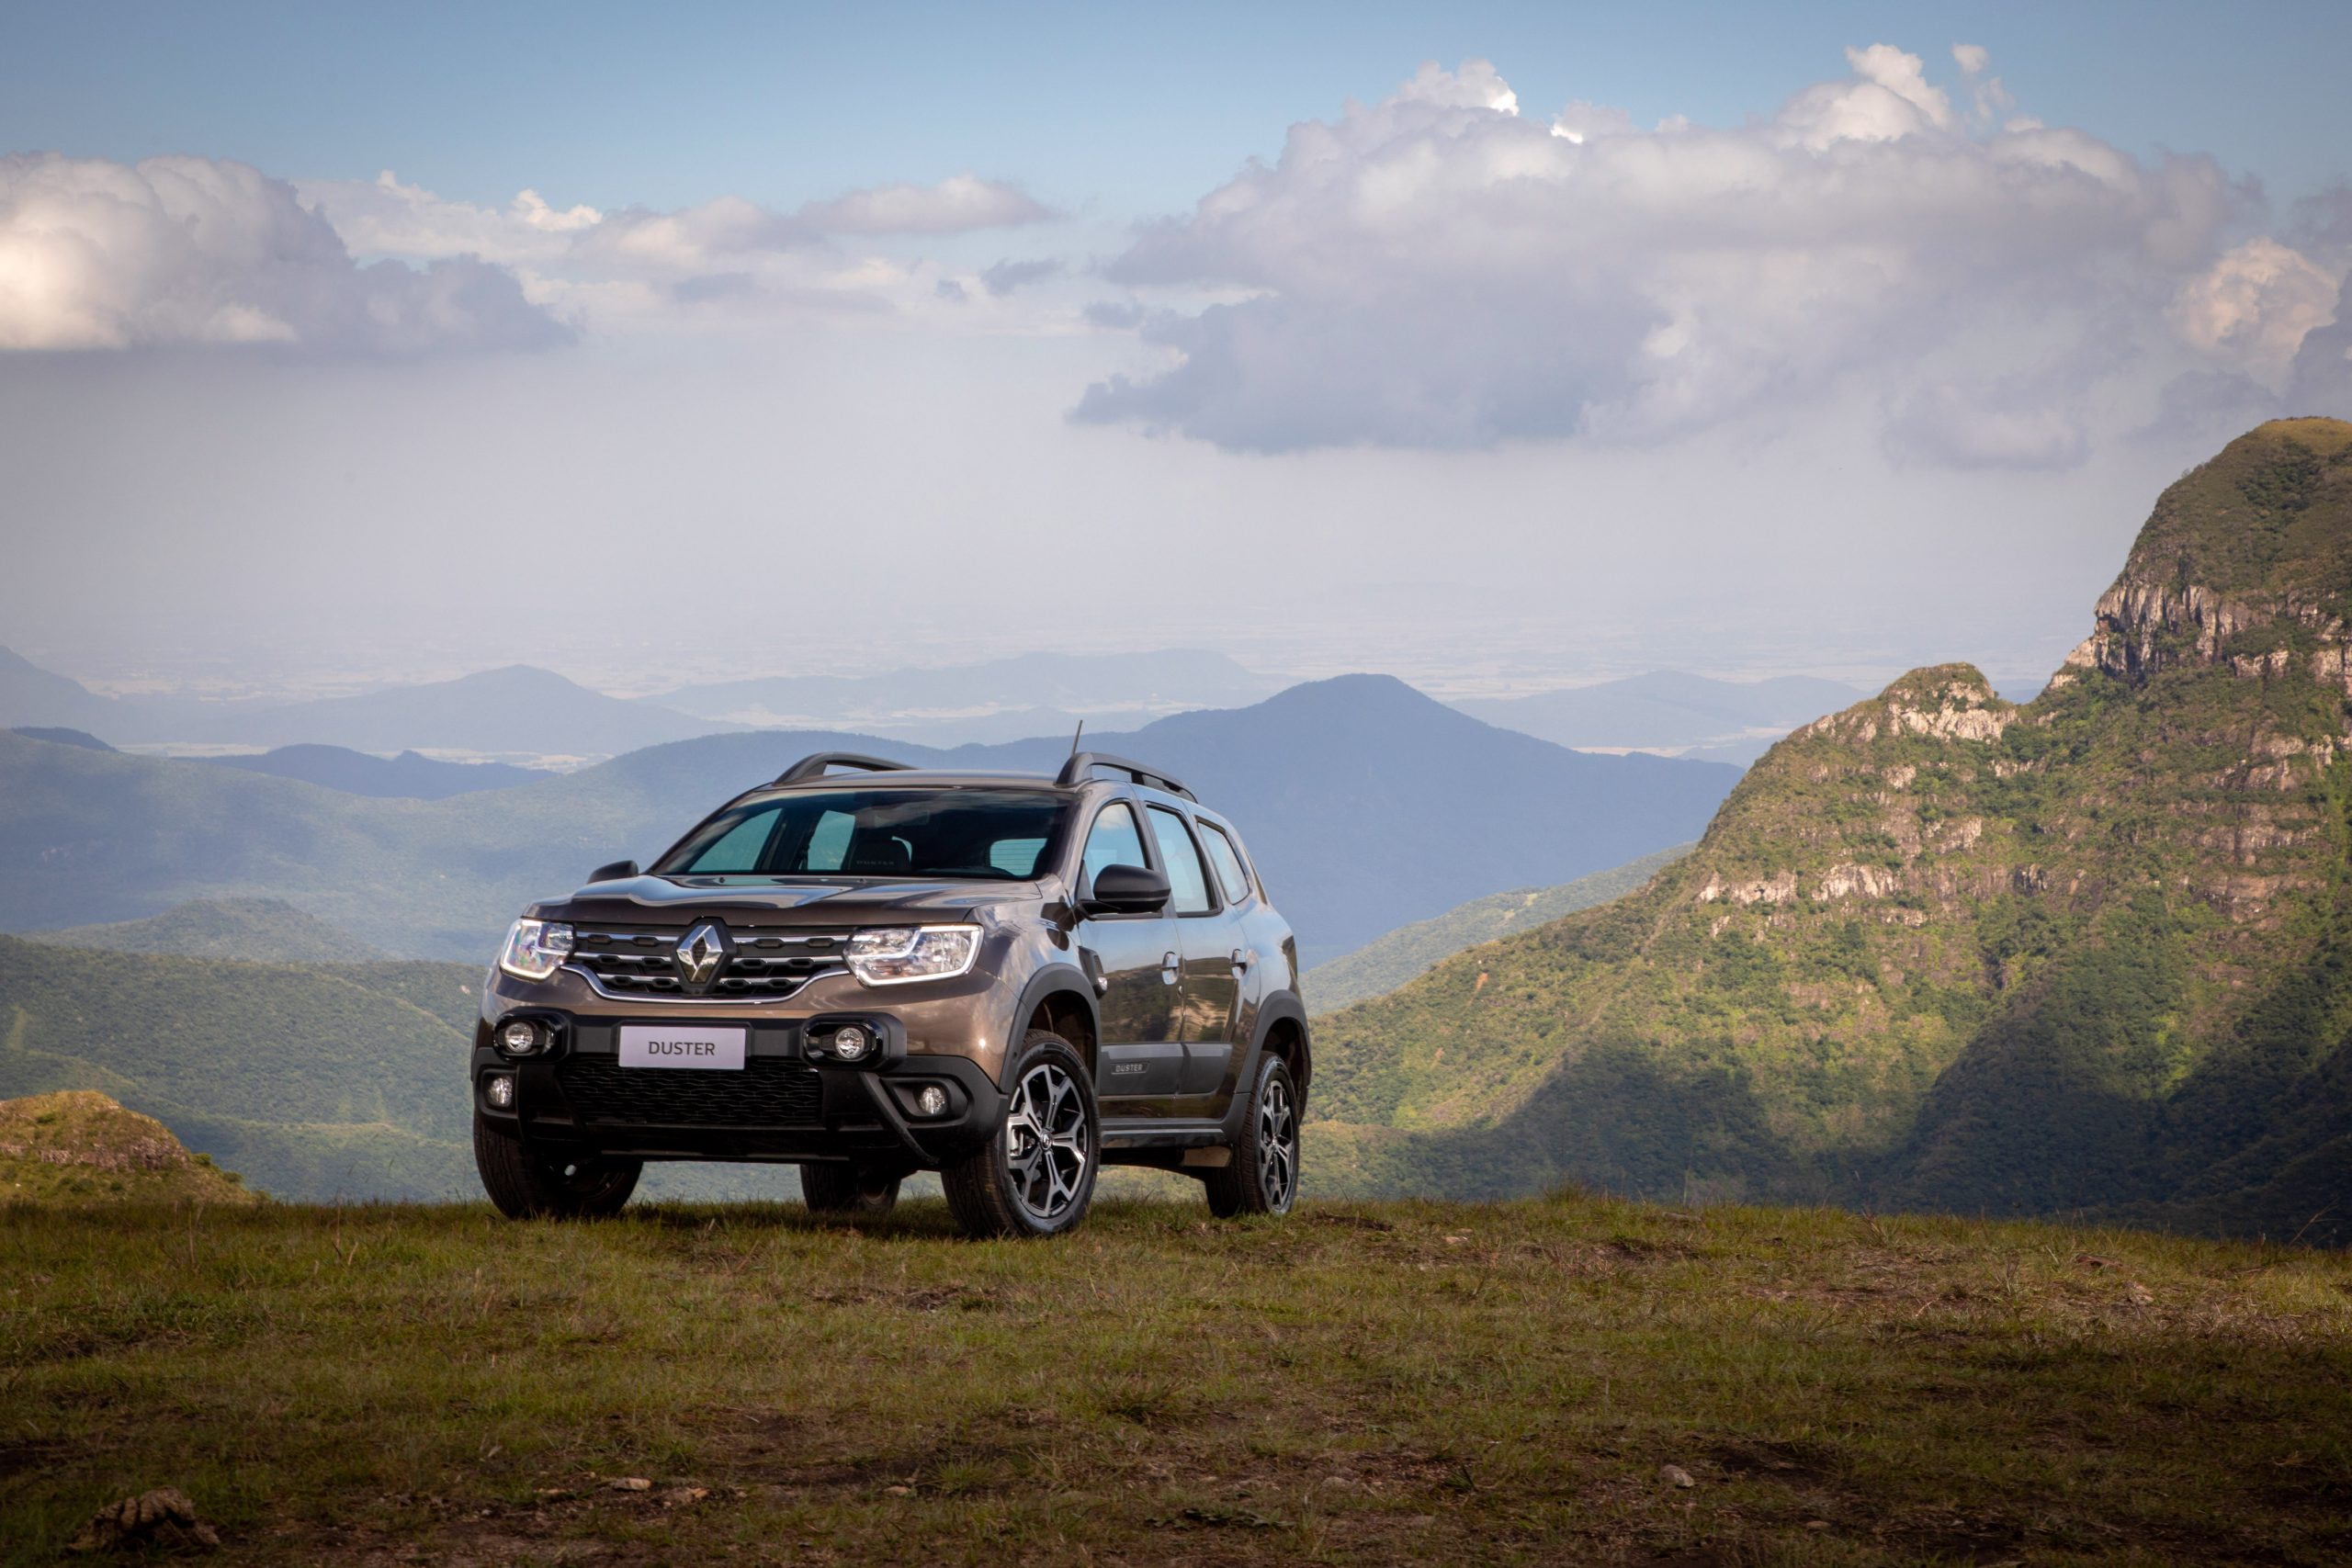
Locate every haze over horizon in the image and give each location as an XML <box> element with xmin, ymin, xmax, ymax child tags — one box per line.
<box><xmin>5</xmin><ymin>2</ymin><xmax>2352</xmax><ymax>700</ymax></box>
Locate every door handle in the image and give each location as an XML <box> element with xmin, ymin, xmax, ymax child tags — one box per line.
<box><xmin>1160</xmin><ymin>951</ymin><xmax>1180</xmax><ymax>984</ymax></box>
<box><xmin>1230</xmin><ymin>948</ymin><xmax>1251</xmax><ymax>972</ymax></box>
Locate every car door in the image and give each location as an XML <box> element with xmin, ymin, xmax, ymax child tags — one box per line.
<box><xmin>1145</xmin><ymin>805</ymin><xmax>1241</xmax><ymax>1099</ymax></box>
<box><xmin>1191</xmin><ymin>816</ymin><xmax>1262</xmax><ymax>1100</ymax></box>
<box><xmin>1073</xmin><ymin>799</ymin><xmax>1183</xmax><ymax>1106</ymax></box>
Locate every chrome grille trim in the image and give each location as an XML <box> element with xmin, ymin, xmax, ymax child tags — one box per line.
<box><xmin>563</xmin><ymin>924</ymin><xmax>851</xmax><ymax>1005</ymax></box>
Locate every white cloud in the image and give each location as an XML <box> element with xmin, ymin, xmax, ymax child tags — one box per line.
<box><xmin>288</xmin><ymin>169</ymin><xmax>1061</xmax><ymax>333</ymax></box>
<box><xmin>0</xmin><ymin>153</ymin><xmax>566</xmax><ymax>354</ymax></box>
<box><xmin>2170</xmin><ymin>237</ymin><xmax>2341</xmax><ymax>389</ymax></box>
<box><xmin>1883</xmin><ymin>380</ymin><xmax>2087</xmax><ymax>469</ymax></box>
<box><xmin>1073</xmin><ymin>49</ymin><xmax>2296</xmax><ymax>461</ymax></box>
<box><xmin>293</xmin><ymin>170</ymin><xmax>601</xmax><ymax>265</ymax></box>
<box><xmin>796</xmin><ymin>174</ymin><xmax>1054</xmax><ymax>234</ymax></box>
<box><xmin>1951</xmin><ymin>43</ymin><xmax>1990</xmax><ymax>76</ymax></box>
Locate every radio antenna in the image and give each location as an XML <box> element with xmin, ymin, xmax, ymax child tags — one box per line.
<box><xmin>1068</xmin><ymin>718</ymin><xmax>1085</xmax><ymax>759</ymax></box>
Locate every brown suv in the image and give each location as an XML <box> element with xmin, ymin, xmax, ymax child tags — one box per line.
<box><xmin>470</xmin><ymin>751</ymin><xmax>1309</xmax><ymax>1236</ymax></box>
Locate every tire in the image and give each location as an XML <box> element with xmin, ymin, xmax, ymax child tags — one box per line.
<box><xmin>1204</xmin><ymin>1054</ymin><xmax>1300</xmax><ymax>1218</ymax></box>
<box><xmin>942</xmin><ymin>1030</ymin><xmax>1099</xmax><ymax>1239</ymax></box>
<box><xmin>473</xmin><ymin>1113</ymin><xmax>642</xmax><ymax>1219</ymax></box>
<box><xmin>799</xmin><ymin>1161</ymin><xmax>902</xmax><ymax>1220</ymax></box>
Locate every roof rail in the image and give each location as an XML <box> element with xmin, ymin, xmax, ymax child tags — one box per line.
<box><xmin>1056</xmin><ymin>750</ymin><xmax>1195</xmax><ymax>801</ymax></box>
<box><xmin>772</xmin><ymin>751</ymin><xmax>917</xmax><ymax>786</ymax></box>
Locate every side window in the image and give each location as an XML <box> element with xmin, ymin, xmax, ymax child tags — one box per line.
<box><xmin>684</xmin><ymin>805</ymin><xmax>782</xmax><ymax>873</ymax></box>
<box><xmin>1080</xmin><ymin>803</ymin><xmax>1149</xmax><ymax>893</ymax></box>
<box><xmin>1146</xmin><ymin>807</ymin><xmax>1214</xmax><ymax>916</ymax></box>
<box><xmin>1198</xmin><ymin>822</ymin><xmax>1251</xmax><ymax>904</ymax></box>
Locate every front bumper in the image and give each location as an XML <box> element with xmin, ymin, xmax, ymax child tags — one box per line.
<box><xmin>472</xmin><ymin>1008</ymin><xmax>1007</xmax><ymax>1170</ymax></box>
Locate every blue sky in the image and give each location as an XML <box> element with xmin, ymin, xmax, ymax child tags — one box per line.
<box><xmin>8</xmin><ymin>2</ymin><xmax>2346</xmax><ymax>218</ymax></box>
<box><xmin>4</xmin><ymin>2</ymin><xmax>2351</xmax><ymax>695</ymax></box>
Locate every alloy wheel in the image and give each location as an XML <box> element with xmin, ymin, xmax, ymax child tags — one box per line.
<box><xmin>1257</xmin><ymin>1076</ymin><xmax>1297</xmax><ymax>1210</ymax></box>
<box><xmin>1004</xmin><ymin>1060</ymin><xmax>1091</xmax><ymax>1223</ymax></box>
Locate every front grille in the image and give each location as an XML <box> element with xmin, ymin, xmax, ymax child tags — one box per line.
<box><xmin>556</xmin><ymin>1055</ymin><xmax>826</xmax><ymax>1127</ymax></box>
<box><xmin>568</xmin><ymin>924</ymin><xmax>845</xmax><ymax>999</ymax></box>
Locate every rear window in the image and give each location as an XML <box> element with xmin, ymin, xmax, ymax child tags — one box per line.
<box><xmin>1198</xmin><ymin>821</ymin><xmax>1252</xmax><ymax>903</ymax></box>
<box><xmin>654</xmin><ymin>788</ymin><xmax>1069</xmax><ymax>880</ymax></box>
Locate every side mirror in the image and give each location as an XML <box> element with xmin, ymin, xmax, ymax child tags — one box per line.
<box><xmin>1080</xmin><ymin>863</ymin><xmax>1170</xmax><ymax>917</ymax></box>
<box><xmin>588</xmin><ymin>859</ymin><xmax>641</xmax><ymax>883</ymax></box>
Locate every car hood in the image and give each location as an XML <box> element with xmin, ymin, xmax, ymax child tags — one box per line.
<box><xmin>530</xmin><ymin>874</ymin><xmax>1044</xmax><ymax>928</ymax></box>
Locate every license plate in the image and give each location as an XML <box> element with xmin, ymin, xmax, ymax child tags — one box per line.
<box><xmin>618</xmin><ymin>1024</ymin><xmax>746</xmax><ymax>1070</ymax></box>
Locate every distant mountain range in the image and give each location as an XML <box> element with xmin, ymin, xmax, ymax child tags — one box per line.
<box><xmin>1455</xmin><ymin>671</ymin><xmax>1866</xmax><ymax>764</ymax></box>
<box><xmin>208</xmin><ymin>744</ymin><xmax>549</xmax><ymax>799</ymax></box>
<box><xmin>652</xmin><ymin>649</ymin><xmax>1282</xmax><ymax>745</ymax></box>
<box><xmin>1310</xmin><ymin>420</ymin><xmax>2352</xmax><ymax>1244</ymax></box>
<box><xmin>0</xmin><ymin>648</ymin><xmax>1289</xmax><ymax>760</ymax></box>
<box><xmin>0</xmin><ymin>673</ymin><xmax>1736</xmax><ymax>967</ymax></box>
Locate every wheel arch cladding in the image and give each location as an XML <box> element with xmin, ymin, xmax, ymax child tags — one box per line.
<box><xmin>1013</xmin><ymin>964</ymin><xmax>1100</xmax><ymax>1081</ymax></box>
<box><xmin>1251</xmin><ymin>992</ymin><xmax>1311</xmax><ymax>1097</ymax></box>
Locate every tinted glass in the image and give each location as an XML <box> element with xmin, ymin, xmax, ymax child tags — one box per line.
<box><xmin>656</xmin><ymin>789</ymin><xmax>1068</xmax><ymax>879</ymax></box>
<box><xmin>1146</xmin><ymin>806</ymin><xmax>1214</xmax><ymax>915</ymax></box>
<box><xmin>1080</xmin><ymin>803</ymin><xmax>1148</xmax><ymax>893</ymax></box>
<box><xmin>1198</xmin><ymin>821</ymin><xmax>1251</xmax><ymax>903</ymax></box>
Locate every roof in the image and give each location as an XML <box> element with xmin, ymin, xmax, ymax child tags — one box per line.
<box><xmin>763</xmin><ymin>750</ymin><xmax>1195</xmax><ymax>801</ymax></box>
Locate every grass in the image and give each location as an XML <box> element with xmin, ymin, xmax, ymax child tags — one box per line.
<box><xmin>3</xmin><ymin>1193</ymin><xmax>2348</xmax><ymax>1565</ymax></box>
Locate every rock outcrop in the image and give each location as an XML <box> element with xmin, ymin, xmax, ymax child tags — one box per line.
<box><xmin>0</xmin><ymin>1091</ymin><xmax>259</xmax><ymax>1203</ymax></box>
<box><xmin>1313</xmin><ymin>420</ymin><xmax>2352</xmax><ymax>1245</ymax></box>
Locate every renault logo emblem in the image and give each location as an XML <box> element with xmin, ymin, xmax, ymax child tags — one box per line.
<box><xmin>676</xmin><ymin>921</ymin><xmax>729</xmax><ymax>988</ymax></box>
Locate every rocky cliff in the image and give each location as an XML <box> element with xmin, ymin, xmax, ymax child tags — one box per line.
<box><xmin>1311</xmin><ymin>420</ymin><xmax>2352</xmax><ymax>1242</ymax></box>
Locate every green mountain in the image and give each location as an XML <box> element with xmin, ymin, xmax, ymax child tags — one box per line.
<box><xmin>1303</xmin><ymin>844</ymin><xmax>1693</xmax><ymax>1013</ymax></box>
<box><xmin>0</xmin><ymin>936</ymin><xmax>481</xmax><ymax>1200</ymax></box>
<box><xmin>1310</xmin><ymin>419</ymin><xmax>2352</xmax><ymax>1244</ymax></box>
<box><xmin>26</xmin><ymin>897</ymin><xmax>389</xmax><ymax>963</ymax></box>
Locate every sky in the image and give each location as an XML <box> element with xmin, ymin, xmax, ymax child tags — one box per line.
<box><xmin>3</xmin><ymin>0</ymin><xmax>2350</xmax><ymax>699</ymax></box>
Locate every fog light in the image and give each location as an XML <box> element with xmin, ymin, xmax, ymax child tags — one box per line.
<box><xmin>485</xmin><ymin>1074</ymin><xmax>515</xmax><ymax>1109</ymax></box>
<box><xmin>500</xmin><ymin>1020</ymin><xmax>540</xmax><ymax>1054</ymax></box>
<box><xmin>915</xmin><ymin>1084</ymin><xmax>948</xmax><ymax>1118</ymax></box>
<box><xmin>831</xmin><ymin>1024</ymin><xmax>872</xmax><ymax>1062</ymax></box>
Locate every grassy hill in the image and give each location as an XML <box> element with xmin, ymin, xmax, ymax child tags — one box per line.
<box><xmin>25</xmin><ymin>897</ymin><xmax>390</xmax><ymax>963</ymax></box>
<box><xmin>0</xmin><ymin>1195</ymin><xmax>2343</xmax><ymax>1564</ymax></box>
<box><xmin>1310</xmin><ymin>420</ymin><xmax>2352</xmax><ymax>1243</ymax></box>
<box><xmin>0</xmin><ymin>676</ymin><xmax>1735</xmax><ymax>966</ymax></box>
<box><xmin>0</xmin><ymin>1090</ymin><xmax>258</xmax><ymax>1204</ymax></box>
<box><xmin>1303</xmin><ymin>844</ymin><xmax>1693</xmax><ymax>1012</ymax></box>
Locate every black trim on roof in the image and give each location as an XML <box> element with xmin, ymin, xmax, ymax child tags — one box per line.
<box><xmin>1056</xmin><ymin>750</ymin><xmax>1194</xmax><ymax>800</ymax></box>
<box><xmin>771</xmin><ymin>751</ymin><xmax>917</xmax><ymax>786</ymax></box>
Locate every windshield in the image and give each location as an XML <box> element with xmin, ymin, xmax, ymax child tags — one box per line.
<box><xmin>651</xmin><ymin>787</ymin><xmax>1070</xmax><ymax>880</ymax></box>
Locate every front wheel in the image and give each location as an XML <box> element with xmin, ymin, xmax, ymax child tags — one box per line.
<box><xmin>942</xmin><ymin>1031</ymin><xmax>1098</xmax><ymax>1238</ymax></box>
<box><xmin>800</xmin><ymin>1161</ymin><xmax>901</xmax><ymax>1220</ymax></box>
<box><xmin>473</xmin><ymin>1114</ymin><xmax>641</xmax><ymax>1218</ymax></box>
<box><xmin>1204</xmin><ymin>1054</ymin><xmax>1300</xmax><ymax>1218</ymax></box>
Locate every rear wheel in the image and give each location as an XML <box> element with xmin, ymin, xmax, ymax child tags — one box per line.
<box><xmin>1204</xmin><ymin>1054</ymin><xmax>1300</xmax><ymax>1218</ymax></box>
<box><xmin>473</xmin><ymin>1114</ymin><xmax>641</xmax><ymax>1218</ymax></box>
<box><xmin>800</xmin><ymin>1161</ymin><xmax>902</xmax><ymax>1220</ymax></box>
<box><xmin>943</xmin><ymin>1031</ymin><xmax>1098</xmax><ymax>1239</ymax></box>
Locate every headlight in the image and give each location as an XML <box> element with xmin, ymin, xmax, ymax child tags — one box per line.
<box><xmin>498</xmin><ymin>919</ymin><xmax>574</xmax><ymax>981</ymax></box>
<box><xmin>845</xmin><ymin>925</ymin><xmax>978</xmax><ymax>986</ymax></box>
